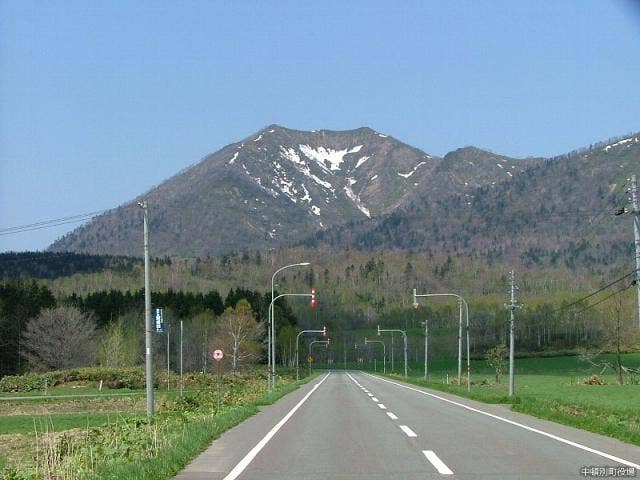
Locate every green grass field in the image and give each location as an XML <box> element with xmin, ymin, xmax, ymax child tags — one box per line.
<box><xmin>0</xmin><ymin>412</ymin><xmax>145</xmax><ymax>435</ymax></box>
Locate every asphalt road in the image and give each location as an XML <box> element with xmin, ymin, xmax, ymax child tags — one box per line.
<box><xmin>174</xmin><ymin>371</ymin><xmax>640</xmax><ymax>479</ymax></box>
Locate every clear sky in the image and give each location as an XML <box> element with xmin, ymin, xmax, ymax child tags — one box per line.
<box><xmin>1</xmin><ymin>1</ymin><xmax>639</xmax><ymax>252</ymax></box>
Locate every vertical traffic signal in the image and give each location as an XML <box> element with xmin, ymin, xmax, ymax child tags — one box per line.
<box><xmin>413</xmin><ymin>288</ymin><xmax>419</xmax><ymax>309</ymax></box>
<box><xmin>322</xmin><ymin>325</ymin><xmax>327</xmax><ymax>337</ymax></box>
<box><xmin>310</xmin><ymin>288</ymin><xmax>317</xmax><ymax>309</ymax></box>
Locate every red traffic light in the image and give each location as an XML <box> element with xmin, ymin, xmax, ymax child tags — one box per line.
<box><xmin>310</xmin><ymin>288</ymin><xmax>317</xmax><ymax>309</ymax></box>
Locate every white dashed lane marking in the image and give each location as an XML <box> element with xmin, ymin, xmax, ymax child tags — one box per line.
<box><xmin>423</xmin><ymin>450</ymin><xmax>454</xmax><ymax>475</ymax></box>
<box><xmin>399</xmin><ymin>425</ymin><xmax>418</xmax><ymax>438</ymax></box>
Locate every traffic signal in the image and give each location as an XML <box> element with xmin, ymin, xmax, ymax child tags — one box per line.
<box><xmin>322</xmin><ymin>325</ymin><xmax>327</xmax><ymax>337</ymax></box>
<box><xmin>412</xmin><ymin>288</ymin><xmax>419</xmax><ymax>309</ymax></box>
<box><xmin>310</xmin><ymin>288</ymin><xmax>317</xmax><ymax>309</ymax></box>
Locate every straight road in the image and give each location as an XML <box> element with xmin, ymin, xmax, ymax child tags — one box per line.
<box><xmin>175</xmin><ymin>371</ymin><xmax>640</xmax><ymax>479</ymax></box>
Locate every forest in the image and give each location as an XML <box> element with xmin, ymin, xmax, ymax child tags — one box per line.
<box><xmin>1</xmin><ymin>245</ymin><xmax>637</xmax><ymax>378</ymax></box>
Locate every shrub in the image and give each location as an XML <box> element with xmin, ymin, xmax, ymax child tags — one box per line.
<box><xmin>0</xmin><ymin>372</ymin><xmax>56</xmax><ymax>392</ymax></box>
<box><xmin>581</xmin><ymin>374</ymin><xmax>606</xmax><ymax>385</ymax></box>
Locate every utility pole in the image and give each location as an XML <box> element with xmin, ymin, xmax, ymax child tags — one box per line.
<box><xmin>343</xmin><ymin>337</ymin><xmax>347</xmax><ymax>370</ymax></box>
<box><xmin>631</xmin><ymin>175</ymin><xmax>640</xmax><ymax>327</ymax></box>
<box><xmin>423</xmin><ymin>318</ymin><xmax>428</xmax><ymax>380</ymax></box>
<box><xmin>391</xmin><ymin>333</ymin><xmax>394</xmax><ymax>373</ymax></box>
<box><xmin>505</xmin><ymin>270</ymin><xmax>521</xmax><ymax>397</ymax></box>
<box><xmin>139</xmin><ymin>201</ymin><xmax>154</xmax><ymax>416</ymax></box>
<box><xmin>180</xmin><ymin>319</ymin><xmax>183</xmax><ymax>397</ymax></box>
<box><xmin>458</xmin><ymin>299</ymin><xmax>463</xmax><ymax>385</ymax></box>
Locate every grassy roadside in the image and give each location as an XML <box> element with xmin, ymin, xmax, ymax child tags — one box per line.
<box><xmin>372</xmin><ymin>371</ymin><xmax>640</xmax><ymax>447</ymax></box>
<box><xmin>85</xmin><ymin>375</ymin><xmax>317</xmax><ymax>480</ymax></box>
<box><xmin>89</xmin><ymin>376</ymin><xmax>318</xmax><ymax>480</ymax></box>
<box><xmin>0</xmin><ymin>372</ymin><xmax>320</xmax><ymax>480</ymax></box>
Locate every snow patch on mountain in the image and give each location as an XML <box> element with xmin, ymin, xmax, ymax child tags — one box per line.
<box><xmin>280</xmin><ymin>147</ymin><xmax>304</xmax><ymax>165</ymax></box>
<box><xmin>300</xmin><ymin>184</ymin><xmax>311</xmax><ymax>203</ymax></box>
<box><xmin>279</xmin><ymin>146</ymin><xmax>333</xmax><ymax>191</ymax></box>
<box><xmin>371</xmin><ymin>175</ymin><xmax>378</xmax><ymax>181</ymax></box>
<box><xmin>356</xmin><ymin>156</ymin><xmax>370</xmax><ymax>168</ymax></box>
<box><xmin>603</xmin><ymin>136</ymin><xmax>638</xmax><ymax>152</ymax></box>
<box><xmin>397</xmin><ymin>161</ymin><xmax>426</xmax><ymax>178</ymax></box>
<box><xmin>299</xmin><ymin>144</ymin><xmax>363</xmax><ymax>172</ymax></box>
<box><xmin>254</xmin><ymin>134</ymin><xmax>263</xmax><ymax>142</ymax></box>
<box><xmin>229</xmin><ymin>152</ymin><xmax>238</xmax><ymax>164</ymax></box>
<box><xmin>344</xmin><ymin>186</ymin><xmax>371</xmax><ymax>218</ymax></box>
<box><xmin>311</xmin><ymin>205</ymin><xmax>321</xmax><ymax>216</ymax></box>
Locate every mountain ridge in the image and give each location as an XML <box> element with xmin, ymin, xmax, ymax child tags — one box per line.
<box><xmin>49</xmin><ymin>126</ymin><xmax>639</xmax><ymax>263</ymax></box>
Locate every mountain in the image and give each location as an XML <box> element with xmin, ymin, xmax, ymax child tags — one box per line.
<box><xmin>49</xmin><ymin>125</ymin><xmax>527</xmax><ymax>257</ymax></box>
<box><xmin>310</xmin><ymin>133</ymin><xmax>640</xmax><ymax>269</ymax></box>
<box><xmin>50</xmin><ymin>124</ymin><xmax>639</xmax><ymax>266</ymax></box>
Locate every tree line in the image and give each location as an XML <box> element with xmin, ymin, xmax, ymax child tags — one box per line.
<box><xmin>0</xmin><ymin>280</ymin><xmax>297</xmax><ymax>376</ymax></box>
<box><xmin>2</xmin><ymin>272</ymin><xmax>637</xmax><ymax>377</ymax></box>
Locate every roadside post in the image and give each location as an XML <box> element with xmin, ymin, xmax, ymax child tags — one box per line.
<box><xmin>213</xmin><ymin>349</ymin><xmax>224</xmax><ymax>413</ymax></box>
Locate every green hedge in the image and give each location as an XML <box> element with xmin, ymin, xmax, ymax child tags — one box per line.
<box><xmin>0</xmin><ymin>368</ymin><xmax>270</xmax><ymax>393</ymax></box>
<box><xmin>0</xmin><ymin>367</ymin><xmax>148</xmax><ymax>392</ymax></box>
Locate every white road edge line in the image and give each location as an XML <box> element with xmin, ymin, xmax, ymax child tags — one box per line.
<box><xmin>371</xmin><ymin>397</ymin><xmax>379</xmax><ymax>402</ymax></box>
<box><xmin>423</xmin><ymin>450</ymin><xmax>454</xmax><ymax>475</ymax></box>
<box><xmin>361</xmin><ymin>372</ymin><xmax>640</xmax><ymax>469</ymax></box>
<box><xmin>399</xmin><ymin>425</ymin><xmax>418</xmax><ymax>437</ymax></box>
<box><xmin>222</xmin><ymin>373</ymin><xmax>331</xmax><ymax>480</ymax></box>
<box><xmin>378</xmin><ymin>403</ymin><xmax>387</xmax><ymax>409</ymax></box>
<box><xmin>386</xmin><ymin>412</ymin><xmax>398</xmax><ymax>420</ymax></box>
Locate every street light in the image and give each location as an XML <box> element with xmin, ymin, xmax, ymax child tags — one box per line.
<box><xmin>377</xmin><ymin>326</ymin><xmax>407</xmax><ymax>377</ymax></box>
<box><xmin>364</xmin><ymin>337</ymin><xmax>386</xmax><ymax>374</ymax></box>
<box><xmin>413</xmin><ymin>289</ymin><xmax>471</xmax><ymax>391</ymax></box>
<box><xmin>269</xmin><ymin>262</ymin><xmax>310</xmax><ymax>388</ymax></box>
<box><xmin>308</xmin><ymin>340</ymin><xmax>329</xmax><ymax>361</ymax></box>
<box><xmin>296</xmin><ymin>327</ymin><xmax>326</xmax><ymax>381</ymax></box>
<box><xmin>268</xmin><ymin>291</ymin><xmax>314</xmax><ymax>388</ymax></box>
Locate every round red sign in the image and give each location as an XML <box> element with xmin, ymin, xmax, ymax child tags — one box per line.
<box><xmin>213</xmin><ymin>349</ymin><xmax>224</xmax><ymax>361</ymax></box>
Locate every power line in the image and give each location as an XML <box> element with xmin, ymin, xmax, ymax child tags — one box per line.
<box><xmin>551</xmin><ymin>269</ymin><xmax>637</xmax><ymax>315</ymax></box>
<box><xmin>578</xmin><ymin>182</ymin><xmax>630</xmax><ymax>246</ymax></box>
<box><xmin>0</xmin><ymin>209</ymin><xmax>109</xmax><ymax>236</ymax></box>
<box><xmin>572</xmin><ymin>283</ymin><xmax>634</xmax><ymax>317</ymax></box>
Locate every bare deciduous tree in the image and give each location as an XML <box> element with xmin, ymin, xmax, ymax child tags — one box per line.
<box><xmin>214</xmin><ymin>299</ymin><xmax>262</xmax><ymax>373</ymax></box>
<box><xmin>22</xmin><ymin>306</ymin><xmax>98</xmax><ymax>371</ymax></box>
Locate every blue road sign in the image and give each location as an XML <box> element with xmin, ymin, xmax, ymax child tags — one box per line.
<box><xmin>153</xmin><ymin>307</ymin><xmax>165</xmax><ymax>333</ymax></box>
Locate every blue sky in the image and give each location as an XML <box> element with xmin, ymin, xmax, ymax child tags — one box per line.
<box><xmin>1</xmin><ymin>1</ymin><xmax>639</xmax><ymax>252</ymax></box>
